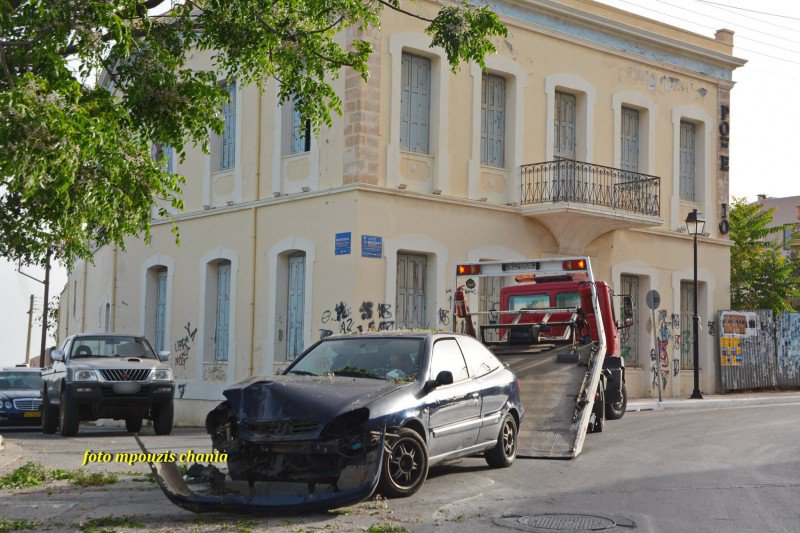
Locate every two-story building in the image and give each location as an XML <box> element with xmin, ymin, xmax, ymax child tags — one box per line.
<box><xmin>57</xmin><ymin>0</ymin><xmax>746</xmax><ymax>424</ymax></box>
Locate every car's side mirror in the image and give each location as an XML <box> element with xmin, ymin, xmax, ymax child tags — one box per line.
<box><xmin>435</xmin><ymin>370</ymin><xmax>454</xmax><ymax>386</ymax></box>
<box><xmin>157</xmin><ymin>351</ymin><xmax>171</xmax><ymax>363</ymax></box>
<box><xmin>50</xmin><ymin>350</ymin><xmax>65</xmax><ymax>362</ymax></box>
<box><xmin>620</xmin><ymin>295</ymin><xmax>634</xmax><ymax>329</ymax></box>
<box><xmin>423</xmin><ymin>370</ymin><xmax>455</xmax><ymax>393</ymax></box>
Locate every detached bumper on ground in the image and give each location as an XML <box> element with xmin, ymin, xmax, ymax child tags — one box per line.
<box><xmin>136</xmin><ymin>432</ymin><xmax>385</xmax><ymax>513</ymax></box>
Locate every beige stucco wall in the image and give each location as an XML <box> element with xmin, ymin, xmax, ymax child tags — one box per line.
<box><xmin>57</xmin><ymin>0</ymin><xmax>742</xmax><ymax>424</ymax></box>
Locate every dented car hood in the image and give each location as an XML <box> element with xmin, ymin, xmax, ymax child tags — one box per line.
<box><xmin>224</xmin><ymin>375</ymin><xmax>406</xmax><ymax>437</ymax></box>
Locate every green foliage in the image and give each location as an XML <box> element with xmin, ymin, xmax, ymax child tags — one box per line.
<box><xmin>0</xmin><ymin>516</ymin><xmax>42</xmax><ymax>532</ymax></box>
<box><xmin>730</xmin><ymin>198</ymin><xmax>800</xmax><ymax>313</ymax></box>
<box><xmin>0</xmin><ymin>0</ymin><xmax>506</xmax><ymax>268</ymax></box>
<box><xmin>79</xmin><ymin>516</ymin><xmax>144</xmax><ymax>533</ymax></box>
<box><xmin>0</xmin><ymin>461</ymin><xmax>118</xmax><ymax>489</ymax></box>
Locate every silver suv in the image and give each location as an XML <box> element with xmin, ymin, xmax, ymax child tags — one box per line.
<box><xmin>41</xmin><ymin>333</ymin><xmax>175</xmax><ymax>436</ymax></box>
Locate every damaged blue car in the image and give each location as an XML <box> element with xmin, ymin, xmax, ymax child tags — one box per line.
<box><xmin>144</xmin><ymin>332</ymin><xmax>523</xmax><ymax>513</ymax></box>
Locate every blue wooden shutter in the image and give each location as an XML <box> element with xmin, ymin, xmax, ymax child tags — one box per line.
<box><xmin>554</xmin><ymin>91</ymin><xmax>576</xmax><ymax>159</ymax></box>
<box><xmin>155</xmin><ymin>270</ymin><xmax>168</xmax><ymax>352</ymax></box>
<box><xmin>400</xmin><ymin>53</ymin><xmax>431</xmax><ymax>154</ymax></box>
<box><xmin>679</xmin><ymin>121</ymin><xmax>696</xmax><ymax>202</ymax></box>
<box><xmin>620</xmin><ymin>107</ymin><xmax>639</xmax><ymax>173</ymax></box>
<box><xmin>215</xmin><ymin>263</ymin><xmax>231</xmax><ymax>361</ymax></box>
<box><xmin>220</xmin><ymin>83</ymin><xmax>236</xmax><ymax>171</ymax></box>
<box><xmin>481</xmin><ymin>73</ymin><xmax>506</xmax><ymax>167</ymax></box>
<box><xmin>397</xmin><ymin>253</ymin><xmax>427</xmax><ymax>329</ymax></box>
<box><xmin>290</xmin><ymin>100</ymin><xmax>310</xmax><ymax>155</ymax></box>
<box><xmin>287</xmin><ymin>254</ymin><xmax>306</xmax><ymax>359</ymax></box>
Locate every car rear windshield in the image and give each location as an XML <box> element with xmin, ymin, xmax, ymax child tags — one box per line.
<box><xmin>70</xmin><ymin>336</ymin><xmax>156</xmax><ymax>359</ymax></box>
<box><xmin>508</xmin><ymin>294</ymin><xmax>550</xmax><ymax>311</ymax></box>
<box><xmin>0</xmin><ymin>372</ymin><xmax>41</xmax><ymax>391</ymax></box>
<box><xmin>286</xmin><ymin>337</ymin><xmax>424</xmax><ymax>381</ymax></box>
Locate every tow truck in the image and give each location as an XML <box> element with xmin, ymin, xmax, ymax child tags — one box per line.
<box><xmin>452</xmin><ymin>257</ymin><xmax>633</xmax><ymax>458</ymax></box>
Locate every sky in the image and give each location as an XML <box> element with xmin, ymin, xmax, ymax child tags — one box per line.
<box><xmin>1</xmin><ymin>0</ymin><xmax>799</xmax><ymax>367</ymax></box>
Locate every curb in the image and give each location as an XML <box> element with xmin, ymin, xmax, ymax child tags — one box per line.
<box><xmin>628</xmin><ymin>395</ymin><xmax>800</xmax><ymax>412</ymax></box>
<box><xmin>0</xmin><ymin>440</ymin><xmax>23</xmax><ymax>473</ymax></box>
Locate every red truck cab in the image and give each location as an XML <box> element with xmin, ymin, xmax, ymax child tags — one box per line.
<box><xmin>498</xmin><ymin>278</ymin><xmax>622</xmax><ymax>357</ymax></box>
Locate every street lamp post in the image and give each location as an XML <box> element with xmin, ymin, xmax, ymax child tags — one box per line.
<box><xmin>685</xmin><ymin>209</ymin><xmax>705</xmax><ymax>399</ymax></box>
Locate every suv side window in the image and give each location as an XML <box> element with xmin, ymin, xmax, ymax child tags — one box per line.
<box><xmin>457</xmin><ymin>336</ymin><xmax>501</xmax><ymax>377</ymax></box>
<box><xmin>429</xmin><ymin>339</ymin><xmax>469</xmax><ymax>383</ymax></box>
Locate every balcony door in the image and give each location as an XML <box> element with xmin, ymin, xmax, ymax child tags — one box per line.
<box><xmin>554</xmin><ymin>91</ymin><xmax>578</xmax><ymax>201</ymax></box>
<box><xmin>618</xmin><ymin>107</ymin><xmax>641</xmax><ymax>209</ymax></box>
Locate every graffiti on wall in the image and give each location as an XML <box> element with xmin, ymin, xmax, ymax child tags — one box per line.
<box><xmin>174</xmin><ymin>323</ymin><xmax>198</xmax><ymax>368</ymax></box>
<box><xmin>319</xmin><ymin>300</ymin><xmax>395</xmax><ymax>339</ymax></box>
<box><xmin>203</xmin><ymin>363</ymin><xmax>227</xmax><ymax>383</ymax></box>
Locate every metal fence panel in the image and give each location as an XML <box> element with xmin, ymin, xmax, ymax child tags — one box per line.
<box><xmin>719</xmin><ymin>310</ymin><xmax>777</xmax><ymax>392</ymax></box>
<box><xmin>776</xmin><ymin>313</ymin><xmax>800</xmax><ymax>388</ymax></box>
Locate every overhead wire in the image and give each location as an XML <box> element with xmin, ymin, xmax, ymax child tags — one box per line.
<box><xmin>616</xmin><ymin>0</ymin><xmax>800</xmax><ymax>66</ymax></box>
<box><xmin>691</xmin><ymin>0</ymin><xmax>800</xmax><ymax>34</ymax></box>
<box><xmin>696</xmin><ymin>1</ymin><xmax>800</xmax><ymax>23</ymax></box>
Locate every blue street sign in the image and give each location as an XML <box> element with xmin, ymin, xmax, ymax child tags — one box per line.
<box><xmin>361</xmin><ymin>235</ymin><xmax>382</xmax><ymax>258</ymax></box>
<box><xmin>335</xmin><ymin>232</ymin><xmax>351</xmax><ymax>255</ymax></box>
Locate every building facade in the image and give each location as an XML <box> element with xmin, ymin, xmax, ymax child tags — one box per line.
<box><xmin>57</xmin><ymin>0</ymin><xmax>745</xmax><ymax>424</ymax></box>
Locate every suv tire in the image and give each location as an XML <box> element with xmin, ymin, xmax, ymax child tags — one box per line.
<box><xmin>59</xmin><ymin>391</ymin><xmax>80</xmax><ymax>437</ymax></box>
<box><xmin>152</xmin><ymin>401</ymin><xmax>174</xmax><ymax>436</ymax></box>
<box><xmin>41</xmin><ymin>393</ymin><xmax>59</xmax><ymax>434</ymax></box>
<box><xmin>126</xmin><ymin>417</ymin><xmax>143</xmax><ymax>433</ymax></box>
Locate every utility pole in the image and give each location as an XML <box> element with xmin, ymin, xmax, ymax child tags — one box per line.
<box><xmin>25</xmin><ymin>295</ymin><xmax>35</xmax><ymax>365</ymax></box>
<box><xmin>39</xmin><ymin>253</ymin><xmax>51</xmax><ymax>369</ymax></box>
<box><xmin>17</xmin><ymin>250</ymin><xmax>52</xmax><ymax>368</ymax></box>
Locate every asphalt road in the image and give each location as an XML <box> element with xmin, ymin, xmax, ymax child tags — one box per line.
<box><xmin>1</xmin><ymin>403</ymin><xmax>799</xmax><ymax>532</ymax></box>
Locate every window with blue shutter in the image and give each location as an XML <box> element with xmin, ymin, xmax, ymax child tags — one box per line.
<box><xmin>396</xmin><ymin>253</ymin><xmax>427</xmax><ymax>329</ymax></box>
<box><xmin>290</xmin><ymin>100</ymin><xmax>311</xmax><ymax>155</ymax></box>
<box><xmin>215</xmin><ymin>262</ymin><xmax>231</xmax><ymax>361</ymax></box>
<box><xmin>220</xmin><ymin>82</ymin><xmax>236</xmax><ymax>171</ymax></box>
<box><xmin>679</xmin><ymin>120</ymin><xmax>696</xmax><ymax>202</ymax></box>
<box><xmin>155</xmin><ymin>270</ymin><xmax>168</xmax><ymax>352</ymax></box>
<box><xmin>287</xmin><ymin>253</ymin><xmax>306</xmax><ymax>360</ymax></box>
<box><xmin>481</xmin><ymin>73</ymin><xmax>506</xmax><ymax>167</ymax></box>
<box><xmin>400</xmin><ymin>53</ymin><xmax>431</xmax><ymax>154</ymax></box>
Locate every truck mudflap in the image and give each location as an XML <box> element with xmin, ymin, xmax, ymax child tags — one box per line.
<box><xmin>135</xmin><ymin>433</ymin><xmax>385</xmax><ymax>514</ymax></box>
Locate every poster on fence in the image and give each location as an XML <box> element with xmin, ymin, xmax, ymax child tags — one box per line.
<box><xmin>720</xmin><ymin>311</ymin><xmax>759</xmax><ymax>338</ymax></box>
<box><xmin>720</xmin><ymin>337</ymin><xmax>742</xmax><ymax>366</ymax></box>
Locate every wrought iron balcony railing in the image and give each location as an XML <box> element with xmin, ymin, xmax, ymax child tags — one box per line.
<box><xmin>521</xmin><ymin>159</ymin><xmax>661</xmax><ymax>217</ymax></box>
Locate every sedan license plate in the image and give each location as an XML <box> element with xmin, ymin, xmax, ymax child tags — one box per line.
<box><xmin>24</xmin><ymin>412</ymin><xmax>41</xmax><ymax>418</ymax></box>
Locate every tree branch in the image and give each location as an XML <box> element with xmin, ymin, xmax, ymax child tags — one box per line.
<box><xmin>376</xmin><ymin>0</ymin><xmax>434</xmax><ymax>23</ymax></box>
<box><xmin>0</xmin><ymin>45</ymin><xmax>15</xmax><ymax>88</ymax></box>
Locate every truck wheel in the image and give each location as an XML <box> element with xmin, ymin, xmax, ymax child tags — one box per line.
<box><xmin>125</xmin><ymin>417</ymin><xmax>143</xmax><ymax>433</ymax></box>
<box><xmin>152</xmin><ymin>401</ymin><xmax>174</xmax><ymax>436</ymax></box>
<box><xmin>605</xmin><ymin>383</ymin><xmax>627</xmax><ymax>420</ymax></box>
<box><xmin>591</xmin><ymin>388</ymin><xmax>605</xmax><ymax>433</ymax></box>
<box><xmin>41</xmin><ymin>393</ymin><xmax>58</xmax><ymax>434</ymax></box>
<box><xmin>485</xmin><ymin>413</ymin><xmax>518</xmax><ymax>468</ymax></box>
<box><xmin>378</xmin><ymin>428</ymin><xmax>429</xmax><ymax>498</ymax></box>
<box><xmin>59</xmin><ymin>391</ymin><xmax>80</xmax><ymax>437</ymax></box>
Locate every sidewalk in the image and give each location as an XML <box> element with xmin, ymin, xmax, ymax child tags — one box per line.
<box><xmin>628</xmin><ymin>390</ymin><xmax>800</xmax><ymax>412</ymax></box>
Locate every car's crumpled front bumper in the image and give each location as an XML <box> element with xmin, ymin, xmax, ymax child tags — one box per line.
<box><xmin>135</xmin><ymin>432</ymin><xmax>385</xmax><ymax>514</ymax></box>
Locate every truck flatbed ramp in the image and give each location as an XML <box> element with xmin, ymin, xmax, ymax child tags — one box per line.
<box><xmin>492</xmin><ymin>343</ymin><xmax>600</xmax><ymax>459</ymax></box>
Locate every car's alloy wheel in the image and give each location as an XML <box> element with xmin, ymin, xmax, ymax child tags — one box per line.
<box><xmin>485</xmin><ymin>414</ymin><xmax>518</xmax><ymax>468</ymax></box>
<box><xmin>378</xmin><ymin>428</ymin><xmax>428</xmax><ymax>498</ymax></box>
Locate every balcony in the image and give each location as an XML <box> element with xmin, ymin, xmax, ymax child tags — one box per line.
<box><xmin>520</xmin><ymin>159</ymin><xmax>663</xmax><ymax>253</ymax></box>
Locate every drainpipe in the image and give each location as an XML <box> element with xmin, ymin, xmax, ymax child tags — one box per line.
<box><xmin>81</xmin><ymin>260</ymin><xmax>87</xmax><ymax>332</ymax></box>
<box><xmin>248</xmin><ymin>88</ymin><xmax>263</xmax><ymax>378</ymax></box>
<box><xmin>111</xmin><ymin>245</ymin><xmax>118</xmax><ymax>332</ymax></box>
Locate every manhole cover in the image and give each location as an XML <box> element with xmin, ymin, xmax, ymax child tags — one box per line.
<box><xmin>517</xmin><ymin>514</ymin><xmax>616</xmax><ymax>531</ymax></box>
